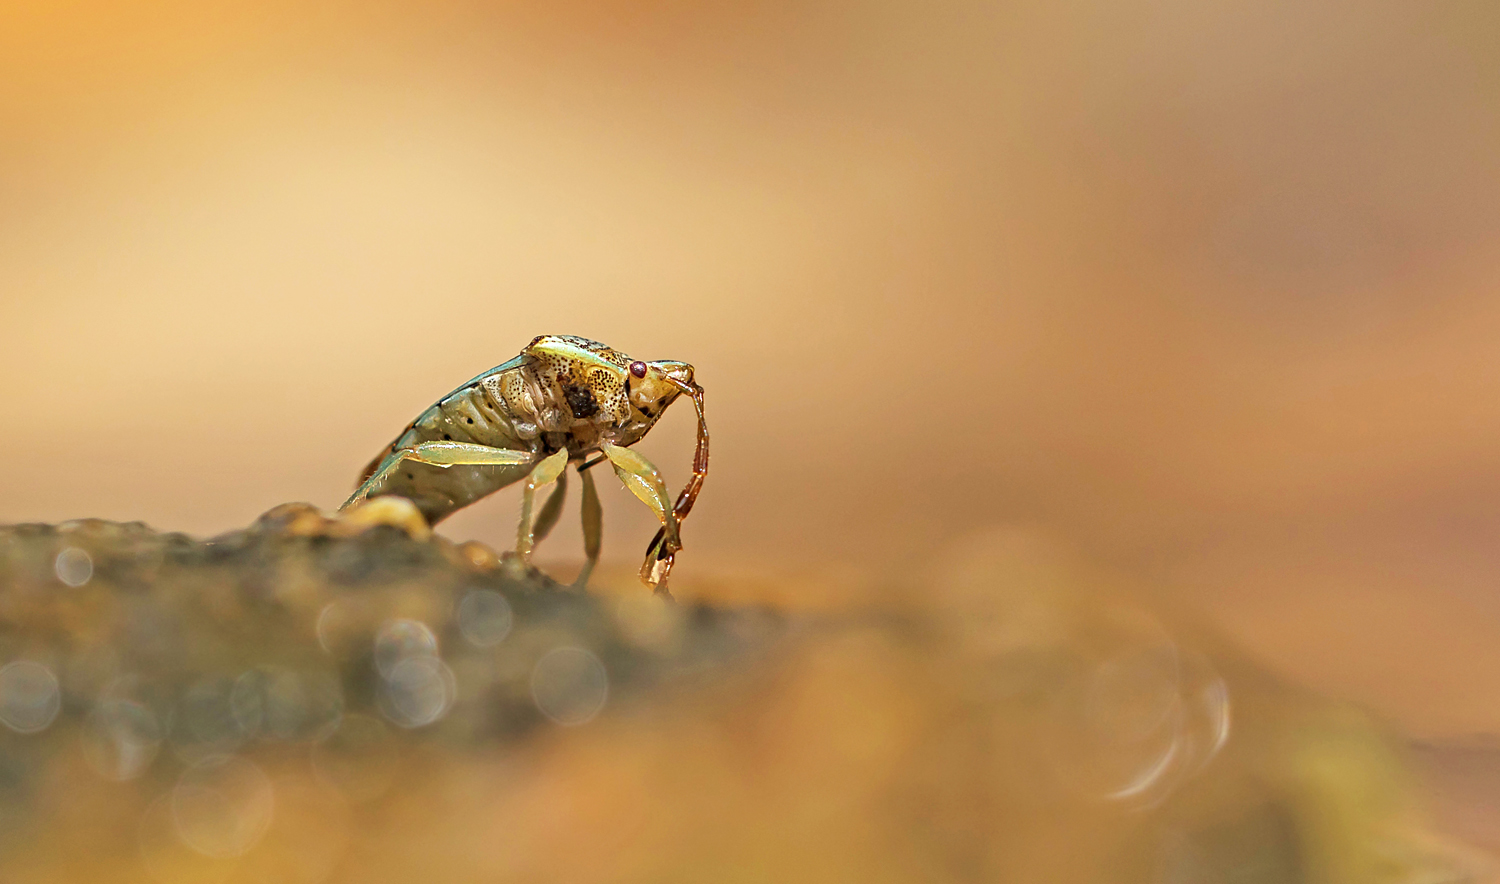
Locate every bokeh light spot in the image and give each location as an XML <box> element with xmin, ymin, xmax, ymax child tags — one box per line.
<box><xmin>373</xmin><ymin>620</ymin><xmax>438</xmax><ymax>678</ymax></box>
<box><xmin>530</xmin><ymin>647</ymin><xmax>608</xmax><ymax>726</ymax></box>
<box><xmin>456</xmin><ymin>589</ymin><xmax>513</xmax><ymax>647</ymax></box>
<box><xmin>84</xmin><ymin>698</ymin><xmax>163</xmax><ymax>781</ymax></box>
<box><xmin>0</xmin><ymin>661</ymin><xmax>60</xmax><ymax>734</ymax></box>
<box><xmin>380</xmin><ymin>657</ymin><xmax>456</xmax><ymax>729</ymax></box>
<box><xmin>54</xmin><ymin>547</ymin><xmax>92</xmax><ymax>587</ymax></box>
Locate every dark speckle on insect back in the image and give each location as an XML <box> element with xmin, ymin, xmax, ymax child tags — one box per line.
<box><xmin>563</xmin><ymin>384</ymin><xmax>598</xmax><ymax>419</ymax></box>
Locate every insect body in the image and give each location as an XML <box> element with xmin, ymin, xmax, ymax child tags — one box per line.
<box><xmin>341</xmin><ymin>335</ymin><xmax>708</xmax><ymax>594</ymax></box>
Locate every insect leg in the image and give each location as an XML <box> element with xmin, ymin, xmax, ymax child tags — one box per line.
<box><xmin>671</xmin><ymin>380</ymin><xmax>710</xmax><ymax>523</ymax></box>
<box><xmin>598</xmin><ymin>443</ymin><xmax>678</xmax><ymax>540</ymax></box>
<box><xmin>531</xmin><ymin>469</ymin><xmax>568</xmax><ymax>545</ymax></box>
<box><xmin>342</xmin><ymin>442</ymin><xmax>534</xmax><ymax>510</ymax></box>
<box><xmin>599</xmin><ymin>441</ymin><xmax>681</xmax><ymax>592</ymax></box>
<box><xmin>516</xmin><ymin>448</ymin><xmax>570</xmax><ymax>563</ymax></box>
<box><xmin>572</xmin><ymin>466</ymin><xmax>603</xmax><ymax>589</ymax></box>
<box><xmin>638</xmin><ymin>381</ymin><xmax>708</xmax><ymax>593</ymax></box>
<box><xmin>405</xmin><ymin>441</ymin><xmax>537</xmax><ymax>468</ymax></box>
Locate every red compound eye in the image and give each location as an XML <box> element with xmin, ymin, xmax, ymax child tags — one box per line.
<box><xmin>629</xmin><ymin>361</ymin><xmax>647</xmax><ymax>379</ymax></box>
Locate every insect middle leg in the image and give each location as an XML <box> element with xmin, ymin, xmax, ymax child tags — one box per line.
<box><xmin>574</xmin><ymin>466</ymin><xmax>602</xmax><ymax>589</ymax></box>
<box><xmin>530</xmin><ymin>469</ymin><xmax>568</xmax><ymax>545</ymax></box>
<box><xmin>529</xmin><ymin>465</ymin><xmax>604</xmax><ymax>588</ymax></box>
<box><xmin>516</xmin><ymin>448</ymin><xmax>570</xmax><ymax>563</ymax></box>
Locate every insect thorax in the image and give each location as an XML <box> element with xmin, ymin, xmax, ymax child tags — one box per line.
<box><xmin>479</xmin><ymin>337</ymin><xmax>638</xmax><ymax>445</ymax></box>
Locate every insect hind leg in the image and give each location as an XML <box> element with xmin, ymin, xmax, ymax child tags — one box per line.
<box><xmin>342</xmin><ymin>441</ymin><xmax>535</xmax><ymax>510</ymax></box>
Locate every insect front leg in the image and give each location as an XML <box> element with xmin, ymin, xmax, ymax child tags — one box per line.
<box><xmin>599</xmin><ymin>441</ymin><xmax>680</xmax><ymax>594</ymax></box>
<box><xmin>516</xmin><ymin>448</ymin><xmax>570</xmax><ymax>563</ymax></box>
<box><xmin>641</xmin><ymin>380</ymin><xmax>709</xmax><ymax>589</ymax></box>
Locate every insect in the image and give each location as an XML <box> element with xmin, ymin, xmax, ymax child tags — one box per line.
<box><xmin>341</xmin><ymin>335</ymin><xmax>708</xmax><ymax>595</ymax></box>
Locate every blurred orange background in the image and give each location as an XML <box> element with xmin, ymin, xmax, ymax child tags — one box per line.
<box><xmin>2</xmin><ymin>0</ymin><xmax>1499</xmax><ymax>752</ymax></box>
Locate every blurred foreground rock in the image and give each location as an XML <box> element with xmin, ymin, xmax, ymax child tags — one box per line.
<box><xmin>0</xmin><ymin>509</ymin><xmax>1484</xmax><ymax>883</ymax></box>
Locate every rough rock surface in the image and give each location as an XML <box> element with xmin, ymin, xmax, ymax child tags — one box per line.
<box><xmin>0</xmin><ymin>508</ymin><xmax>1482</xmax><ymax>883</ymax></box>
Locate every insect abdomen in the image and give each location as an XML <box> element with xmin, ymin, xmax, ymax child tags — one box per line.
<box><xmin>427</xmin><ymin>385</ymin><xmax>527</xmax><ymax>449</ymax></box>
<box><xmin>359</xmin><ymin>384</ymin><xmax>536</xmax><ymax>525</ymax></box>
